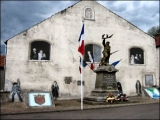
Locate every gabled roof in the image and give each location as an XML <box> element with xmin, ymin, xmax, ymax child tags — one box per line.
<box><xmin>4</xmin><ymin>0</ymin><xmax>154</xmax><ymax>45</ymax></box>
<box><xmin>0</xmin><ymin>55</ymin><xmax>5</xmax><ymax>68</ymax></box>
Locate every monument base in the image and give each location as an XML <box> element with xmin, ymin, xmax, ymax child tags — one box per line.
<box><xmin>83</xmin><ymin>96</ymin><xmax>106</xmax><ymax>105</ymax></box>
<box><xmin>91</xmin><ymin>90</ymin><xmax>119</xmax><ymax>96</ymax></box>
<box><xmin>84</xmin><ymin>65</ymin><xmax>119</xmax><ymax>105</ymax></box>
<box><xmin>84</xmin><ymin>90</ymin><xmax>119</xmax><ymax>105</ymax></box>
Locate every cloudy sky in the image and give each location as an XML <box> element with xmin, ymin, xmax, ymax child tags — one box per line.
<box><xmin>1</xmin><ymin>1</ymin><xmax>159</xmax><ymax>55</ymax></box>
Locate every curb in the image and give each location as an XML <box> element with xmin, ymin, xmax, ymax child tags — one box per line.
<box><xmin>1</xmin><ymin>100</ymin><xmax>159</xmax><ymax>115</ymax></box>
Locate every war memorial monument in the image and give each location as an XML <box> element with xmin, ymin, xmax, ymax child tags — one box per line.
<box><xmin>84</xmin><ymin>34</ymin><xmax>119</xmax><ymax>104</ymax></box>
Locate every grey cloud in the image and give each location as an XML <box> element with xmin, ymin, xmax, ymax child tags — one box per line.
<box><xmin>104</xmin><ymin>1</ymin><xmax>159</xmax><ymax>32</ymax></box>
<box><xmin>1</xmin><ymin>1</ymin><xmax>77</xmax><ymax>42</ymax></box>
<box><xmin>0</xmin><ymin>41</ymin><xmax>6</xmax><ymax>55</ymax></box>
<box><xmin>1</xmin><ymin>1</ymin><xmax>77</xmax><ymax>55</ymax></box>
<box><xmin>106</xmin><ymin>3</ymin><xmax>127</xmax><ymax>13</ymax></box>
<box><xmin>1</xmin><ymin>1</ymin><xmax>45</xmax><ymax>41</ymax></box>
<box><xmin>128</xmin><ymin>4</ymin><xmax>159</xmax><ymax>32</ymax></box>
<box><xmin>1</xmin><ymin>45</ymin><xmax>6</xmax><ymax>55</ymax></box>
<box><xmin>2</xmin><ymin>1</ymin><xmax>158</xmax><ymax>42</ymax></box>
<box><xmin>98</xmin><ymin>1</ymin><xmax>127</xmax><ymax>13</ymax></box>
<box><xmin>1</xmin><ymin>1</ymin><xmax>159</xmax><ymax>55</ymax></box>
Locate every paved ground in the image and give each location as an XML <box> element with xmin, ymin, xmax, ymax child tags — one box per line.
<box><xmin>1</xmin><ymin>103</ymin><xmax>159</xmax><ymax>119</ymax></box>
<box><xmin>1</xmin><ymin>96</ymin><xmax>159</xmax><ymax>115</ymax></box>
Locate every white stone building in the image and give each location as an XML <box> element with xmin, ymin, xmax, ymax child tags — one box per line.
<box><xmin>5</xmin><ymin>0</ymin><xmax>159</xmax><ymax>98</ymax></box>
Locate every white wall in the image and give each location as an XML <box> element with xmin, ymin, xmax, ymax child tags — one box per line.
<box><xmin>5</xmin><ymin>1</ymin><xmax>159</xmax><ymax>98</ymax></box>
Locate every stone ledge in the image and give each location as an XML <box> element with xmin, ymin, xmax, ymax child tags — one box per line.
<box><xmin>0</xmin><ymin>91</ymin><xmax>10</xmax><ymax>103</ymax></box>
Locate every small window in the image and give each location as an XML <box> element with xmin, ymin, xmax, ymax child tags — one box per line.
<box><xmin>84</xmin><ymin>44</ymin><xmax>101</xmax><ymax>62</ymax></box>
<box><xmin>30</xmin><ymin>41</ymin><xmax>50</xmax><ymax>60</ymax></box>
<box><xmin>129</xmin><ymin>47</ymin><xmax>144</xmax><ymax>64</ymax></box>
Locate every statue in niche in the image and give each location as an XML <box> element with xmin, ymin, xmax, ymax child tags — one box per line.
<box><xmin>85</xmin><ymin>8</ymin><xmax>92</xmax><ymax>19</ymax></box>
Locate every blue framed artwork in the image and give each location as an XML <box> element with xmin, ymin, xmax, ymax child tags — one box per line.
<box><xmin>144</xmin><ymin>87</ymin><xmax>160</xmax><ymax>99</ymax></box>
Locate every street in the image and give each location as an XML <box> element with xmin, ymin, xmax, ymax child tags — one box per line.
<box><xmin>1</xmin><ymin>103</ymin><xmax>159</xmax><ymax>119</ymax></box>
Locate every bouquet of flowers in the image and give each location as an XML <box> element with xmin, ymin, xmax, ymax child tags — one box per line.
<box><xmin>106</xmin><ymin>93</ymin><xmax>116</xmax><ymax>103</ymax></box>
<box><xmin>116</xmin><ymin>93</ymin><xmax>129</xmax><ymax>101</ymax></box>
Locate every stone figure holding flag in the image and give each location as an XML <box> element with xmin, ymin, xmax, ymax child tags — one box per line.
<box><xmin>99</xmin><ymin>34</ymin><xmax>113</xmax><ymax>66</ymax></box>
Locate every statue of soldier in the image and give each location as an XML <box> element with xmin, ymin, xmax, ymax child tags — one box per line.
<box><xmin>99</xmin><ymin>34</ymin><xmax>113</xmax><ymax>66</ymax></box>
<box><xmin>102</xmin><ymin>41</ymin><xmax>111</xmax><ymax>65</ymax></box>
<box><xmin>11</xmin><ymin>82</ymin><xmax>23</xmax><ymax>102</ymax></box>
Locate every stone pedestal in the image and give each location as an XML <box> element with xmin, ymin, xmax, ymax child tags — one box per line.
<box><xmin>0</xmin><ymin>91</ymin><xmax>10</xmax><ymax>103</ymax></box>
<box><xmin>84</xmin><ymin>65</ymin><xmax>119</xmax><ymax>104</ymax></box>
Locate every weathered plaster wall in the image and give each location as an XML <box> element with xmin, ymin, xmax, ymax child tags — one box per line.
<box><xmin>5</xmin><ymin>1</ymin><xmax>159</xmax><ymax>98</ymax></box>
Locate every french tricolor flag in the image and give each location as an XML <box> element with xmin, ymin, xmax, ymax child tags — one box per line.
<box><xmin>78</xmin><ymin>24</ymin><xmax>84</xmax><ymax>56</ymax></box>
<box><xmin>79</xmin><ymin>57</ymin><xmax>87</xmax><ymax>73</ymax></box>
<box><xmin>111</xmin><ymin>59</ymin><xmax>122</xmax><ymax>66</ymax></box>
<box><xmin>88</xmin><ymin>51</ymin><xmax>94</xmax><ymax>70</ymax></box>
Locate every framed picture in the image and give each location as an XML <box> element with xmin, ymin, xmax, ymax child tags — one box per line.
<box><xmin>130</xmin><ymin>47</ymin><xmax>144</xmax><ymax>64</ymax></box>
<box><xmin>145</xmin><ymin>75</ymin><xmax>153</xmax><ymax>86</ymax></box>
<box><xmin>144</xmin><ymin>87</ymin><xmax>160</xmax><ymax>99</ymax></box>
<box><xmin>84</xmin><ymin>44</ymin><xmax>101</xmax><ymax>62</ymax></box>
<box><xmin>30</xmin><ymin>41</ymin><xmax>50</xmax><ymax>60</ymax></box>
<box><xmin>28</xmin><ymin>92</ymin><xmax>54</xmax><ymax>107</ymax></box>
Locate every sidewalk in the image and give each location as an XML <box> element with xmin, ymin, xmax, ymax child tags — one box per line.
<box><xmin>1</xmin><ymin>96</ymin><xmax>159</xmax><ymax>115</ymax></box>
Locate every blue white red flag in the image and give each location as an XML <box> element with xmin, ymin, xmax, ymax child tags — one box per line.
<box><xmin>88</xmin><ymin>51</ymin><xmax>94</xmax><ymax>70</ymax></box>
<box><xmin>78</xmin><ymin>24</ymin><xmax>84</xmax><ymax>56</ymax></box>
<box><xmin>79</xmin><ymin>57</ymin><xmax>87</xmax><ymax>73</ymax></box>
<box><xmin>111</xmin><ymin>59</ymin><xmax>122</xmax><ymax>66</ymax></box>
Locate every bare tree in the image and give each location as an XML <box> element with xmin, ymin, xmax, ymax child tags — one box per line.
<box><xmin>147</xmin><ymin>26</ymin><xmax>160</xmax><ymax>39</ymax></box>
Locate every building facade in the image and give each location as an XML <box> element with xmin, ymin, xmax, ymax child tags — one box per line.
<box><xmin>5</xmin><ymin>0</ymin><xmax>159</xmax><ymax>98</ymax></box>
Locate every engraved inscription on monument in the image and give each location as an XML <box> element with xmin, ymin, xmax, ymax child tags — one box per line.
<box><xmin>102</xmin><ymin>73</ymin><xmax>117</xmax><ymax>90</ymax></box>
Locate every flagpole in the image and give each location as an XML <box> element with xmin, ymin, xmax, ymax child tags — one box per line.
<box><xmin>81</xmin><ymin>54</ymin><xmax>83</xmax><ymax>110</ymax></box>
<box><xmin>81</xmin><ymin>18</ymin><xmax>84</xmax><ymax>110</ymax></box>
